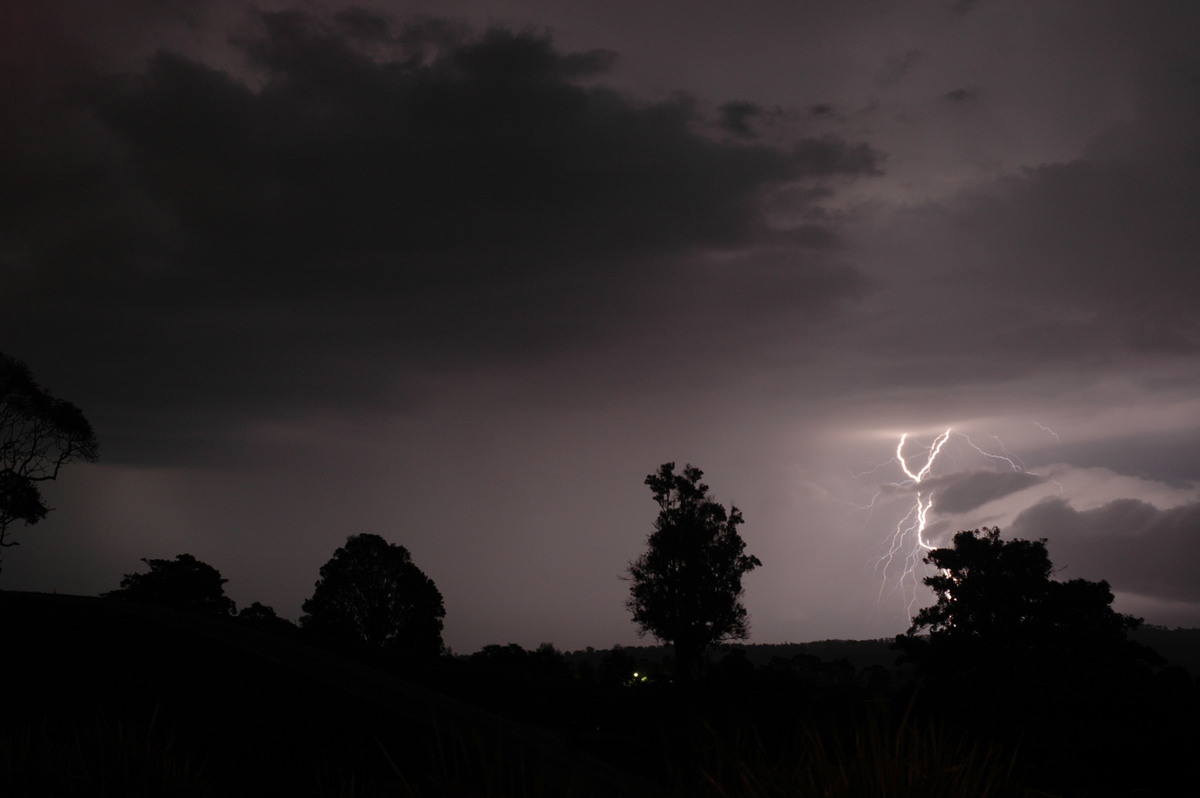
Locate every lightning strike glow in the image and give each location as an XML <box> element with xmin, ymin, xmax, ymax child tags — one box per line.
<box><xmin>864</xmin><ymin>422</ymin><xmax>1060</xmax><ymax>624</ymax></box>
<box><xmin>897</xmin><ymin>429</ymin><xmax>952</xmax><ymax>485</ymax></box>
<box><xmin>894</xmin><ymin>429</ymin><xmax>951</xmax><ymax>550</ymax></box>
<box><xmin>865</xmin><ymin>425</ymin><xmax>1047</xmax><ymax>621</ymax></box>
<box><xmin>873</xmin><ymin>429</ymin><xmax>952</xmax><ymax>615</ymax></box>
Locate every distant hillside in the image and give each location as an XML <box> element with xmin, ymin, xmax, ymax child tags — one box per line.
<box><xmin>1133</xmin><ymin>626</ymin><xmax>1200</xmax><ymax>677</ymax></box>
<box><xmin>563</xmin><ymin>639</ymin><xmax>900</xmax><ymax>674</ymax></box>
<box><xmin>750</xmin><ymin>630</ymin><xmax>1200</xmax><ymax>677</ymax></box>
<box><xmin>567</xmin><ymin>630</ymin><xmax>1200</xmax><ymax>678</ymax></box>
<box><xmin>736</xmin><ymin>639</ymin><xmax>900</xmax><ymax>670</ymax></box>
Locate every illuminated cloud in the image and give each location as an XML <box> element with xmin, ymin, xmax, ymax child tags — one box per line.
<box><xmin>926</xmin><ymin>470</ymin><xmax>1045</xmax><ymax>515</ymax></box>
<box><xmin>1011</xmin><ymin>497</ymin><xmax>1200</xmax><ymax>604</ymax></box>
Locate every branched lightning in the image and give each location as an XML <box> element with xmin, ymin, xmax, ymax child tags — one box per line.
<box><xmin>874</xmin><ymin>428</ymin><xmax>951</xmax><ymax>615</ymax></box>
<box><xmin>866</xmin><ymin>424</ymin><xmax>1052</xmax><ymax>620</ymax></box>
<box><xmin>961</xmin><ymin>433</ymin><xmax>1024</xmax><ymax>471</ymax></box>
<box><xmin>1033</xmin><ymin>421</ymin><xmax>1061</xmax><ymax>442</ymax></box>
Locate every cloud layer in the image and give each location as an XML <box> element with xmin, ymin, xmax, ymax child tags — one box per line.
<box><xmin>3</xmin><ymin>1</ymin><xmax>1199</xmax><ymax>649</ymax></box>
<box><xmin>4</xmin><ymin>7</ymin><xmax>885</xmax><ymax>463</ymax></box>
<box><xmin>1012</xmin><ymin>497</ymin><xmax>1200</xmax><ymax>605</ymax></box>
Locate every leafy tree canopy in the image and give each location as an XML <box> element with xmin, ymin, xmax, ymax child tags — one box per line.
<box><xmin>104</xmin><ymin>553</ymin><xmax>237</xmax><ymax>617</ymax></box>
<box><xmin>0</xmin><ymin>352</ymin><xmax>98</xmax><ymax>565</ymax></box>
<box><xmin>626</xmin><ymin>462</ymin><xmax>761</xmax><ymax>679</ymax></box>
<box><xmin>237</xmin><ymin>601</ymin><xmax>298</xmax><ymax>635</ymax></box>
<box><xmin>301</xmin><ymin>533</ymin><xmax>445</xmax><ymax>658</ymax></box>
<box><xmin>898</xmin><ymin>527</ymin><xmax>1152</xmax><ymax>681</ymax></box>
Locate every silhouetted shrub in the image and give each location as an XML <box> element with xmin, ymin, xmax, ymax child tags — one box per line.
<box><xmin>104</xmin><ymin>553</ymin><xmax>236</xmax><ymax>617</ymax></box>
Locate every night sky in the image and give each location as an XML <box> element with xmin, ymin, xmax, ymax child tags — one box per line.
<box><xmin>4</xmin><ymin>0</ymin><xmax>1199</xmax><ymax>653</ymax></box>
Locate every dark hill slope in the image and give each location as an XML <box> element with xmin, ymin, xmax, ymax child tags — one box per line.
<box><xmin>0</xmin><ymin>591</ymin><xmax>649</xmax><ymax>798</ymax></box>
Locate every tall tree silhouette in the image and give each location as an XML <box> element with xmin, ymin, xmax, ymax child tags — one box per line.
<box><xmin>104</xmin><ymin>553</ymin><xmax>237</xmax><ymax>616</ymax></box>
<box><xmin>897</xmin><ymin>527</ymin><xmax>1150</xmax><ymax>684</ymax></box>
<box><xmin>301</xmin><ymin>534</ymin><xmax>445</xmax><ymax>658</ymax></box>
<box><xmin>626</xmin><ymin>463</ymin><xmax>761</xmax><ymax>680</ymax></box>
<box><xmin>0</xmin><ymin>352</ymin><xmax>98</xmax><ymax>571</ymax></box>
<box><xmin>895</xmin><ymin>530</ymin><xmax>1169</xmax><ymax>796</ymax></box>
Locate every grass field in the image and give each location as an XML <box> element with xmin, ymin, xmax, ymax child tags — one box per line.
<box><xmin>3</xmin><ymin>591</ymin><xmax>1196</xmax><ymax>796</ymax></box>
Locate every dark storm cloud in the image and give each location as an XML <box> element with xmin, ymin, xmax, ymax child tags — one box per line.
<box><xmin>792</xmin><ymin>137</ymin><xmax>883</xmax><ymax>178</ymax></box>
<box><xmin>925</xmin><ymin>469</ymin><xmax>1044</xmax><ymax>514</ymax></box>
<box><xmin>1010</xmin><ymin>497</ymin><xmax>1200</xmax><ymax>603</ymax></box>
<box><xmin>953</xmin><ymin>159</ymin><xmax>1200</xmax><ymax>360</ymax></box>
<box><xmin>0</xmin><ymin>7</ymin><xmax>882</xmax><ymax>462</ymax></box>
<box><xmin>1022</xmin><ymin>429</ymin><xmax>1200</xmax><ymax>487</ymax></box>
<box><xmin>88</xmin><ymin>12</ymin><xmax>880</xmax><ymax>270</ymax></box>
<box><xmin>846</xmin><ymin>43</ymin><xmax>1200</xmax><ymax>397</ymax></box>
<box><xmin>719</xmin><ymin>100</ymin><xmax>761</xmax><ymax>138</ymax></box>
<box><xmin>873</xmin><ymin>49</ymin><xmax>923</xmax><ymax>88</ymax></box>
<box><xmin>948</xmin><ymin>49</ymin><xmax>1200</xmax><ymax>362</ymax></box>
<box><xmin>873</xmin><ymin>469</ymin><xmax>1043</xmax><ymax>516</ymax></box>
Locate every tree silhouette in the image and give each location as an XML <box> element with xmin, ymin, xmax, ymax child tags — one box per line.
<box><xmin>0</xmin><ymin>352</ymin><xmax>98</xmax><ymax>571</ymax></box>
<box><xmin>626</xmin><ymin>463</ymin><xmax>761</xmax><ymax>680</ymax></box>
<box><xmin>910</xmin><ymin>527</ymin><xmax>1054</xmax><ymax>643</ymax></box>
<box><xmin>237</xmin><ymin>601</ymin><xmax>298</xmax><ymax>635</ymax></box>
<box><xmin>894</xmin><ymin>530</ymin><xmax>1172</xmax><ymax>795</ymax></box>
<box><xmin>896</xmin><ymin>527</ymin><xmax>1150</xmax><ymax>685</ymax></box>
<box><xmin>104</xmin><ymin>553</ymin><xmax>237</xmax><ymax>616</ymax></box>
<box><xmin>301</xmin><ymin>534</ymin><xmax>444</xmax><ymax>658</ymax></box>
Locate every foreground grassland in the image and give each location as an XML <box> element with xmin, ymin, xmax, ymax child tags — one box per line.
<box><xmin>3</xmin><ymin>593</ymin><xmax>1196</xmax><ymax>797</ymax></box>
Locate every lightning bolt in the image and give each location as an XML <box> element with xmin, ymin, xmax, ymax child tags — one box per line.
<box><xmin>866</xmin><ymin>423</ymin><xmax>1057</xmax><ymax>621</ymax></box>
<box><xmin>1033</xmin><ymin>421</ymin><xmax>1060</xmax><ymax>442</ymax></box>
<box><xmin>875</xmin><ymin>429</ymin><xmax>951</xmax><ymax>615</ymax></box>
<box><xmin>961</xmin><ymin>433</ymin><xmax>1024</xmax><ymax>471</ymax></box>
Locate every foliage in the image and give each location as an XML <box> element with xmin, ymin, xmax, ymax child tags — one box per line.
<box><xmin>684</xmin><ymin>703</ymin><xmax>1037</xmax><ymax>798</ymax></box>
<box><xmin>236</xmin><ymin>601</ymin><xmax>298</xmax><ymax>635</ymax></box>
<box><xmin>627</xmin><ymin>463</ymin><xmax>761</xmax><ymax>679</ymax></box>
<box><xmin>104</xmin><ymin>553</ymin><xmax>237</xmax><ymax>617</ymax></box>
<box><xmin>898</xmin><ymin>527</ymin><xmax>1145</xmax><ymax>676</ymax></box>
<box><xmin>301</xmin><ymin>533</ymin><xmax>445</xmax><ymax>658</ymax></box>
<box><xmin>0</xmin><ymin>352</ymin><xmax>98</xmax><ymax>565</ymax></box>
<box><xmin>894</xmin><ymin>527</ymin><xmax>1167</xmax><ymax>795</ymax></box>
<box><xmin>0</xmin><ymin>710</ymin><xmax>211</xmax><ymax>798</ymax></box>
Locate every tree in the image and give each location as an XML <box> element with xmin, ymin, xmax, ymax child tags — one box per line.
<box><xmin>301</xmin><ymin>534</ymin><xmax>445</xmax><ymax>658</ymax></box>
<box><xmin>910</xmin><ymin>527</ymin><xmax>1055</xmax><ymax>646</ymax></box>
<box><xmin>0</xmin><ymin>352</ymin><xmax>98</xmax><ymax>569</ymax></box>
<box><xmin>895</xmin><ymin>533</ymin><xmax>1170</xmax><ymax>795</ymax></box>
<box><xmin>907</xmin><ymin>527</ymin><xmax>1141</xmax><ymax>640</ymax></box>
<box><xmin>896</xmin><ymin>527</ymin><xmax>1150</xmax><ymax>683</ymax></box>
<box><xmin>626</xmin><ymin>463</ymin><xmax>761</xmax><ymax>679</ymax></box>
<box><xmin>104</xmin><ymin>553</ymin><xmax>237</xmax><ymax>616</ymax></box>
<box><xmin>237</xmin><ymin>601</ymin><xmax>298</xmax><ymax>636</ymax></box>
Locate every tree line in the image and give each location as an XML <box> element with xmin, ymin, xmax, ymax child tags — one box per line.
<box><xmin>1</xmin><ymin>351</ymin><xmax>765</xmax><ymax>672</ymax></box>
<box><xmin>5</xmin><ymin>349</ymin><xmax>1196</xmax><ymax>795</ymax></box>
<box><xmin>0</xmin><ymin>349</ymin><xmax>1164</xmax><ymax>679</ymax></box>
<box><xmin>102</xmin><ymin>536</ymin><xmax>446</xmax><ymax>661</ymax></box>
